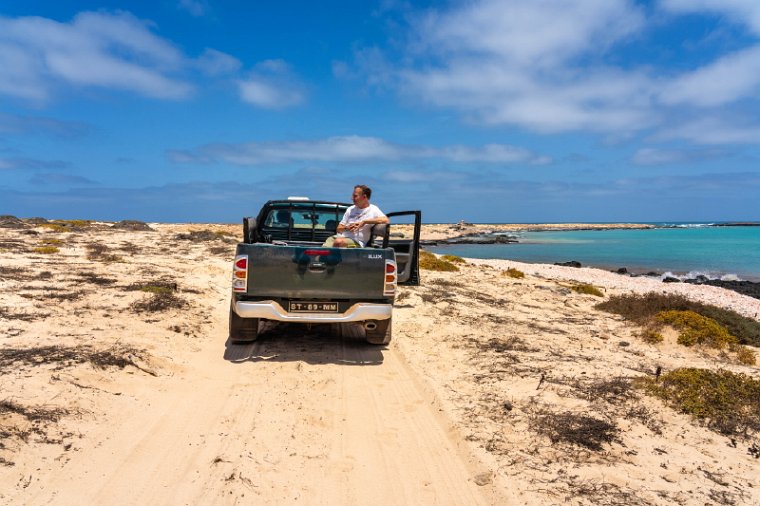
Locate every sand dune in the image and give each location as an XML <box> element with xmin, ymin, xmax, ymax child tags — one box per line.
<box><xmin>1</xmin><ymin>222</ymin><xmax>758</xmax><ymax>505</ymax></box>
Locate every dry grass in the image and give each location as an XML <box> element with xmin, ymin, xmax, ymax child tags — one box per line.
<box><xmin>419</xmin><ymin>250</ymin><xmax>459</xmax><ymax>272</ymax></box>
<box><xmin>529</xmin><ymin>407</ymin><xmax>619</xmax><ymax>451</ymax></box>
<box><xmin>0</xmin><ymin>345</ymin><xmax>152</xmax><ymax>375</ymax></box>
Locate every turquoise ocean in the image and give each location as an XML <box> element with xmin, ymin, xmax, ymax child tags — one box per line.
<box><xmin>427</xmin><ymin>224</ymin><xmax>760</xmax><ymax>282</ymax></box>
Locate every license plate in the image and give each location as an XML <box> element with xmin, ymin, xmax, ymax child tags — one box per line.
<box><xmin>288</xmin><ymin>301</ymin><xmax>339</xmax><ymax>313</ymax></box>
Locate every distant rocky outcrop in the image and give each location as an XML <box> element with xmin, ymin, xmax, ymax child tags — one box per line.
<box><xmin>0</xmin><ymin>215</ymin><xmax>30</xmax><ymax>229</ymax></box>
<box><xmin>112</xmin><ymin>220</ymin><xmax>154</xmax><ymax>231</ymax></box>
<box><xmin>555</xmin><ymin>261</ymin><xmax>582</xmax><ymax>268</ymax></box>
<box><xmin>420</xmin><ymin>233</ymin><xmax>518</xmax><ymax>246</ymax></box>
<box><xmin>683</xmin><ymin>279</ymin><xmax>760</xmax><ymax>300</ymax></box>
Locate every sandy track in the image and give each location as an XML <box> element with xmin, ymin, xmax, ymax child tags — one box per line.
<box><xmin>10</xmin><ymin>321</ymin><xmax>499</xmax><ymax>505</ymax></box>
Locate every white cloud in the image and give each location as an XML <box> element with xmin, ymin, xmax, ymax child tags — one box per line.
<box><xmin>0</xmin><ymin>11</ymin><xmax>194</xmax><ymax>101</ymax></box>
<box><xmin>658</xmin><ymin>117</ymin><xmax>760</xmax><ymax>145</ymax></box>
<box><xmin>195</xmin><ymin>48</ymin><xmax>241</xmax><ymax>76</ymax></box>
<box><xmin>414</xmin><ymin>0</ymin><xmax>644</xmax><ymax>67</ymax></box>
<box><xmin>659</xmin><ymin>46</ymin><xmax>760</xmax><ymax>107</ymax></box>
<box><xmin>341</xmin><ymin>0</ymin><xmax>760</xmax><ymax>142</ymax></box>
<box><xmin>388</xmin><ymin>0</ymin><xmax>656</xmax><ymax>133</ymax></box>
<box><xmin>237</xmin><ymin>60</ymin><xmax>306</xmax><ymax>109</ymax></box>
<box><xmin>168</xmin><ymin>135</ymin><xmax>550</xmax><ymax>165</ymax></box>
<box><xmin>631</xmin><ymin>147</ymin><xmax>726</xmax><ymax>165</ymax></box>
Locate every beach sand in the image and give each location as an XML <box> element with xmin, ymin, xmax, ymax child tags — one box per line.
<box><xmin>1</xmin><ymin>221</ymin><xmax>758</xmax><ymax>505</ymax></box>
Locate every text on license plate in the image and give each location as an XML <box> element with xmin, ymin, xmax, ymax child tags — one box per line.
<box><xmin>289</xmin><ymin>302</ymin><xmax>339</xmax><ymax>312</ymax></box>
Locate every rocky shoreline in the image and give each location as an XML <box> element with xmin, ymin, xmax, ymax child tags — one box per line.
<box><xmin>417</xmin><ymin>223</ymin><xmax>760</xmax><ymax>301</ymax></box>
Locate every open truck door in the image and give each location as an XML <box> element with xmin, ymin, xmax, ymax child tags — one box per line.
<box><xmin>376</xmin><ymin>210</ymin><xmax>421</xmax><ymax>286</ymax></box>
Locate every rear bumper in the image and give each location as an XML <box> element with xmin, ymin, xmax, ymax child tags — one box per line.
<box><xmin>234</xmin><ymin>300</ymin><xmax>392</xmax><ymax>323</ymax></box>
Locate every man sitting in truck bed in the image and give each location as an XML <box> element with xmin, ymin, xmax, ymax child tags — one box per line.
<box><xmin>324</xmin><ymin>185</ymin><xmax>389</xmax><ymax>248</ymax></box>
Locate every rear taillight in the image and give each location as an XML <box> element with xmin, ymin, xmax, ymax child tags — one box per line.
<box><xmin>232</xmin><ymin>254</ymin><xmax>248</xmax><ymax>292</ymax></box>
<box><xmin>384</xmin><ymin>259</ymin><xmax>397</xmax><ymax>296</ymax></box>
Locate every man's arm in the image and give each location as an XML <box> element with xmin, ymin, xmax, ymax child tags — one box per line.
<box><xmin>346</xmin><ymin>212</ymin><xmax>389</xmax><ymax>231</ymax></box>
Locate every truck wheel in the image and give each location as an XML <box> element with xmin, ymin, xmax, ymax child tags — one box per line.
<box><xmin>365</xmin><ymin>318</ymin><xmax>392</xmax><ymax>345</ymax></box>
<box><xmin>229</xmin><ymin>303</ymin><xmax>260</xmax><ymax>343</ymax></box>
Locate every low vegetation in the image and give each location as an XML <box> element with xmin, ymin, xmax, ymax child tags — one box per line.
<box><xmin>419</xmin><ymin>250</ymin><xmax>459</xmax><ymax>272</ymax></box>
<box><xmin>638</xmin><ymin>368</ymin><xmax>760</xmax><ymax>437</ymax></box>
<box><xmin>32</xmin><ymin>246</ymin><xmax>59</xmax><ymax>254</ymax></box>
<box><xmin>596</xmin><ymin>292</ymin><xmax>760</xmax><ymax>347</ymax></box>
<box><xmin>0</xmin><ymin>345</ymin><xmax>150</xmax><ymax>374</ymax></box>
<box><xmin>175</xmin><ymin>230</ymin><xmax>236</xmax><ymax>242</ymax></box>
<box><xmin>128</xmin><ymin>279</ymin><xmax>187</xmax><ymax>313</ymax></box>
<box><xmin>441</xmin><ymin>254</ymin><xmax>466</xmax><ymax>264</ymax></box>
<box><xmin>86</xmin><ymin>243</ymin><xmax>123</xmax><ymax>263</ymax></box>
<box><xmin>570</xmin><ymin>283</ymin><xmax>604</xmax><ymax>297</ymax></box>
<box><xmin>38</xmin><ymin>219</ymin><xmax>92</xmax><ymax>233</ymax></box>
<box><xmin>503</xmin><ymin>267</ymin><xmax>525</xmax><ymax>279</ymax></box>
<box><xmin>657</xmin><ymin>310</ymin><xmax>736</xmax><ymax>348</ymax></box>
<box><xmin>529</xmin><ymin>408</ymin><xmax>619</xmax><ymax>451</ymax></box>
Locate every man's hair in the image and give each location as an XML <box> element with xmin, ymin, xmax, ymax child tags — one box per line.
<box><xmin>355</xmin><ymin>185</ymin><xmax>372</xmax><ymax>199</ymax></box>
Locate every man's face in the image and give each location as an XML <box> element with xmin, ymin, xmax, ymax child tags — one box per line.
<box><xmin>352</xmin><ymin>188</ymin><xmax>367</xmax><ymax>206</ymax></box>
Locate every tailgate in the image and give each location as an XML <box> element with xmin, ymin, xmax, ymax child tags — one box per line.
<box><xmin>239</xmin><ymin>244</ymin><xmax>392</xmax><ymax>300</ymax></box>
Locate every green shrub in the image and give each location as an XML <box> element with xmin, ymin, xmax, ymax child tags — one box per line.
<box><xmin>640</xmin><ymin>328</ymin><xmax>664</xmax><ymax>344</ymax></box>
<box><xmin>596</xmin><ymin>293</ymin><xmax>760</xmax><ymax>347</ymax></box>
<box><xmin>503</xmin><ymin>268</ymin><xmax>525</xmax><ymax>279</ymax></box>
<box><xmin>419</xmin><ymin>251</ymin><xmax>459</xmax><ymax>272</ymax></box>
<box><xmin>657</xmin><ymin>310</ymin><xmax>737</xmax><ymax>349</ymax></box>
<box><xmin>32</xmin><ymin>246</ymin><xmax>59</xmax><ymax>254</ymax></box>
<box><xmin>571</xmin><ymin>283</ymin><xmax>604</xmax><ymax>297</ymax></box>
<box><xmin>638</xmin><ymin>368</ymin><xmax>760</xmax><ymax>436</ymax></box>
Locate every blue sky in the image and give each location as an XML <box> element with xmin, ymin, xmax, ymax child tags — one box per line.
<box><xmin>2</xmin><ymin>0</ymin><xmax>760</xmax><ymax>223</ymax></box>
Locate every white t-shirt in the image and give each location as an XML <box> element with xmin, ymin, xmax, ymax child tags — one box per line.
<box><xmin>339</xmin><ymin>204</ymin><xmax>385</xmax><ymax>246</ymax></box>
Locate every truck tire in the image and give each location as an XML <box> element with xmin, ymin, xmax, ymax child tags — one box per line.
<box><xmin>365</xmin><ymin>318</ymin><xmax>392</xmax><ymax>345</ymax></box>
<box><xmin>229</xmin><ymin>303</ymin><xmax>260</xmax><ymax>343</ymax></box>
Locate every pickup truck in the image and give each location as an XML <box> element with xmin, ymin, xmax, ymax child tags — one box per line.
<box><xmin>229</xmin><ymin>198</ymin><xmax>421</xmax><ymax>345</ymax></box>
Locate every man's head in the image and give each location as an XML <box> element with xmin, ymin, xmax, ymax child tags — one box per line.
<box><xmin>352</xmin><ymin>185</ymin><xmax>371</xmax><ymax>208</ymax></box>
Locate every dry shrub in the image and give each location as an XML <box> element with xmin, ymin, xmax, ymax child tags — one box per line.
<box><xmin>570</xmin><ymin>283</ymin><xmax>604</xmax><ymax>297</ymax></box>
<box><xmin>131</xmin><ymin>291</ymin><xmax>187</xmax><ymax>312</ymax></box>
<box><xmin>86</xmin><ymin>243</ymin><xmax>123</xmax><ymax>263</ymax></box>
<box><xmin>76</xmin><ymin>271</ymin><xmax>116</xmax><ymax>286</ymax></box>
<box><xmin>0</xmin><ymin>344</ymin><xmax>151</xmax><ymax>374</ymax></box>
<box><xmin>0</xmin><ymin>400</ymin><xmax>71</xmax><ymax>461</ymax></box>
<box><xmin>175</xmin><ymin>230</ymin><xmax>235</xmax><ymax>242</ymax></box>
<box><xmin>503</xmin><ymin>267</ymin><xmax>525</xmax><ymax>279</ymax></box>
<box><xmin>530</xmin><ymin>408</ymin><xmax>619</xmax><ymax>451</ymax></box>
<box><xmin>0</xmin><ymin>306</ymin><xmax>46</xmax><ymax>322</ymax></box>
<box><xmin>419</xmin><ymin>250</ymin><xmax>459</xmax><ymax>272</ymax></box>
<box><xmin>732</xmin><ymin>345</ymin><xmax>757</xmax><ymax>366</ymax></box>
<box><xmin>0</xmin><ymin>266</ymin><xmax>32</xmax><ymax>281</ymax></box>
<box><xmin>638</xmin><ymin>368</ymin><xmax>760</xmax><ymax>437</ymax></box>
